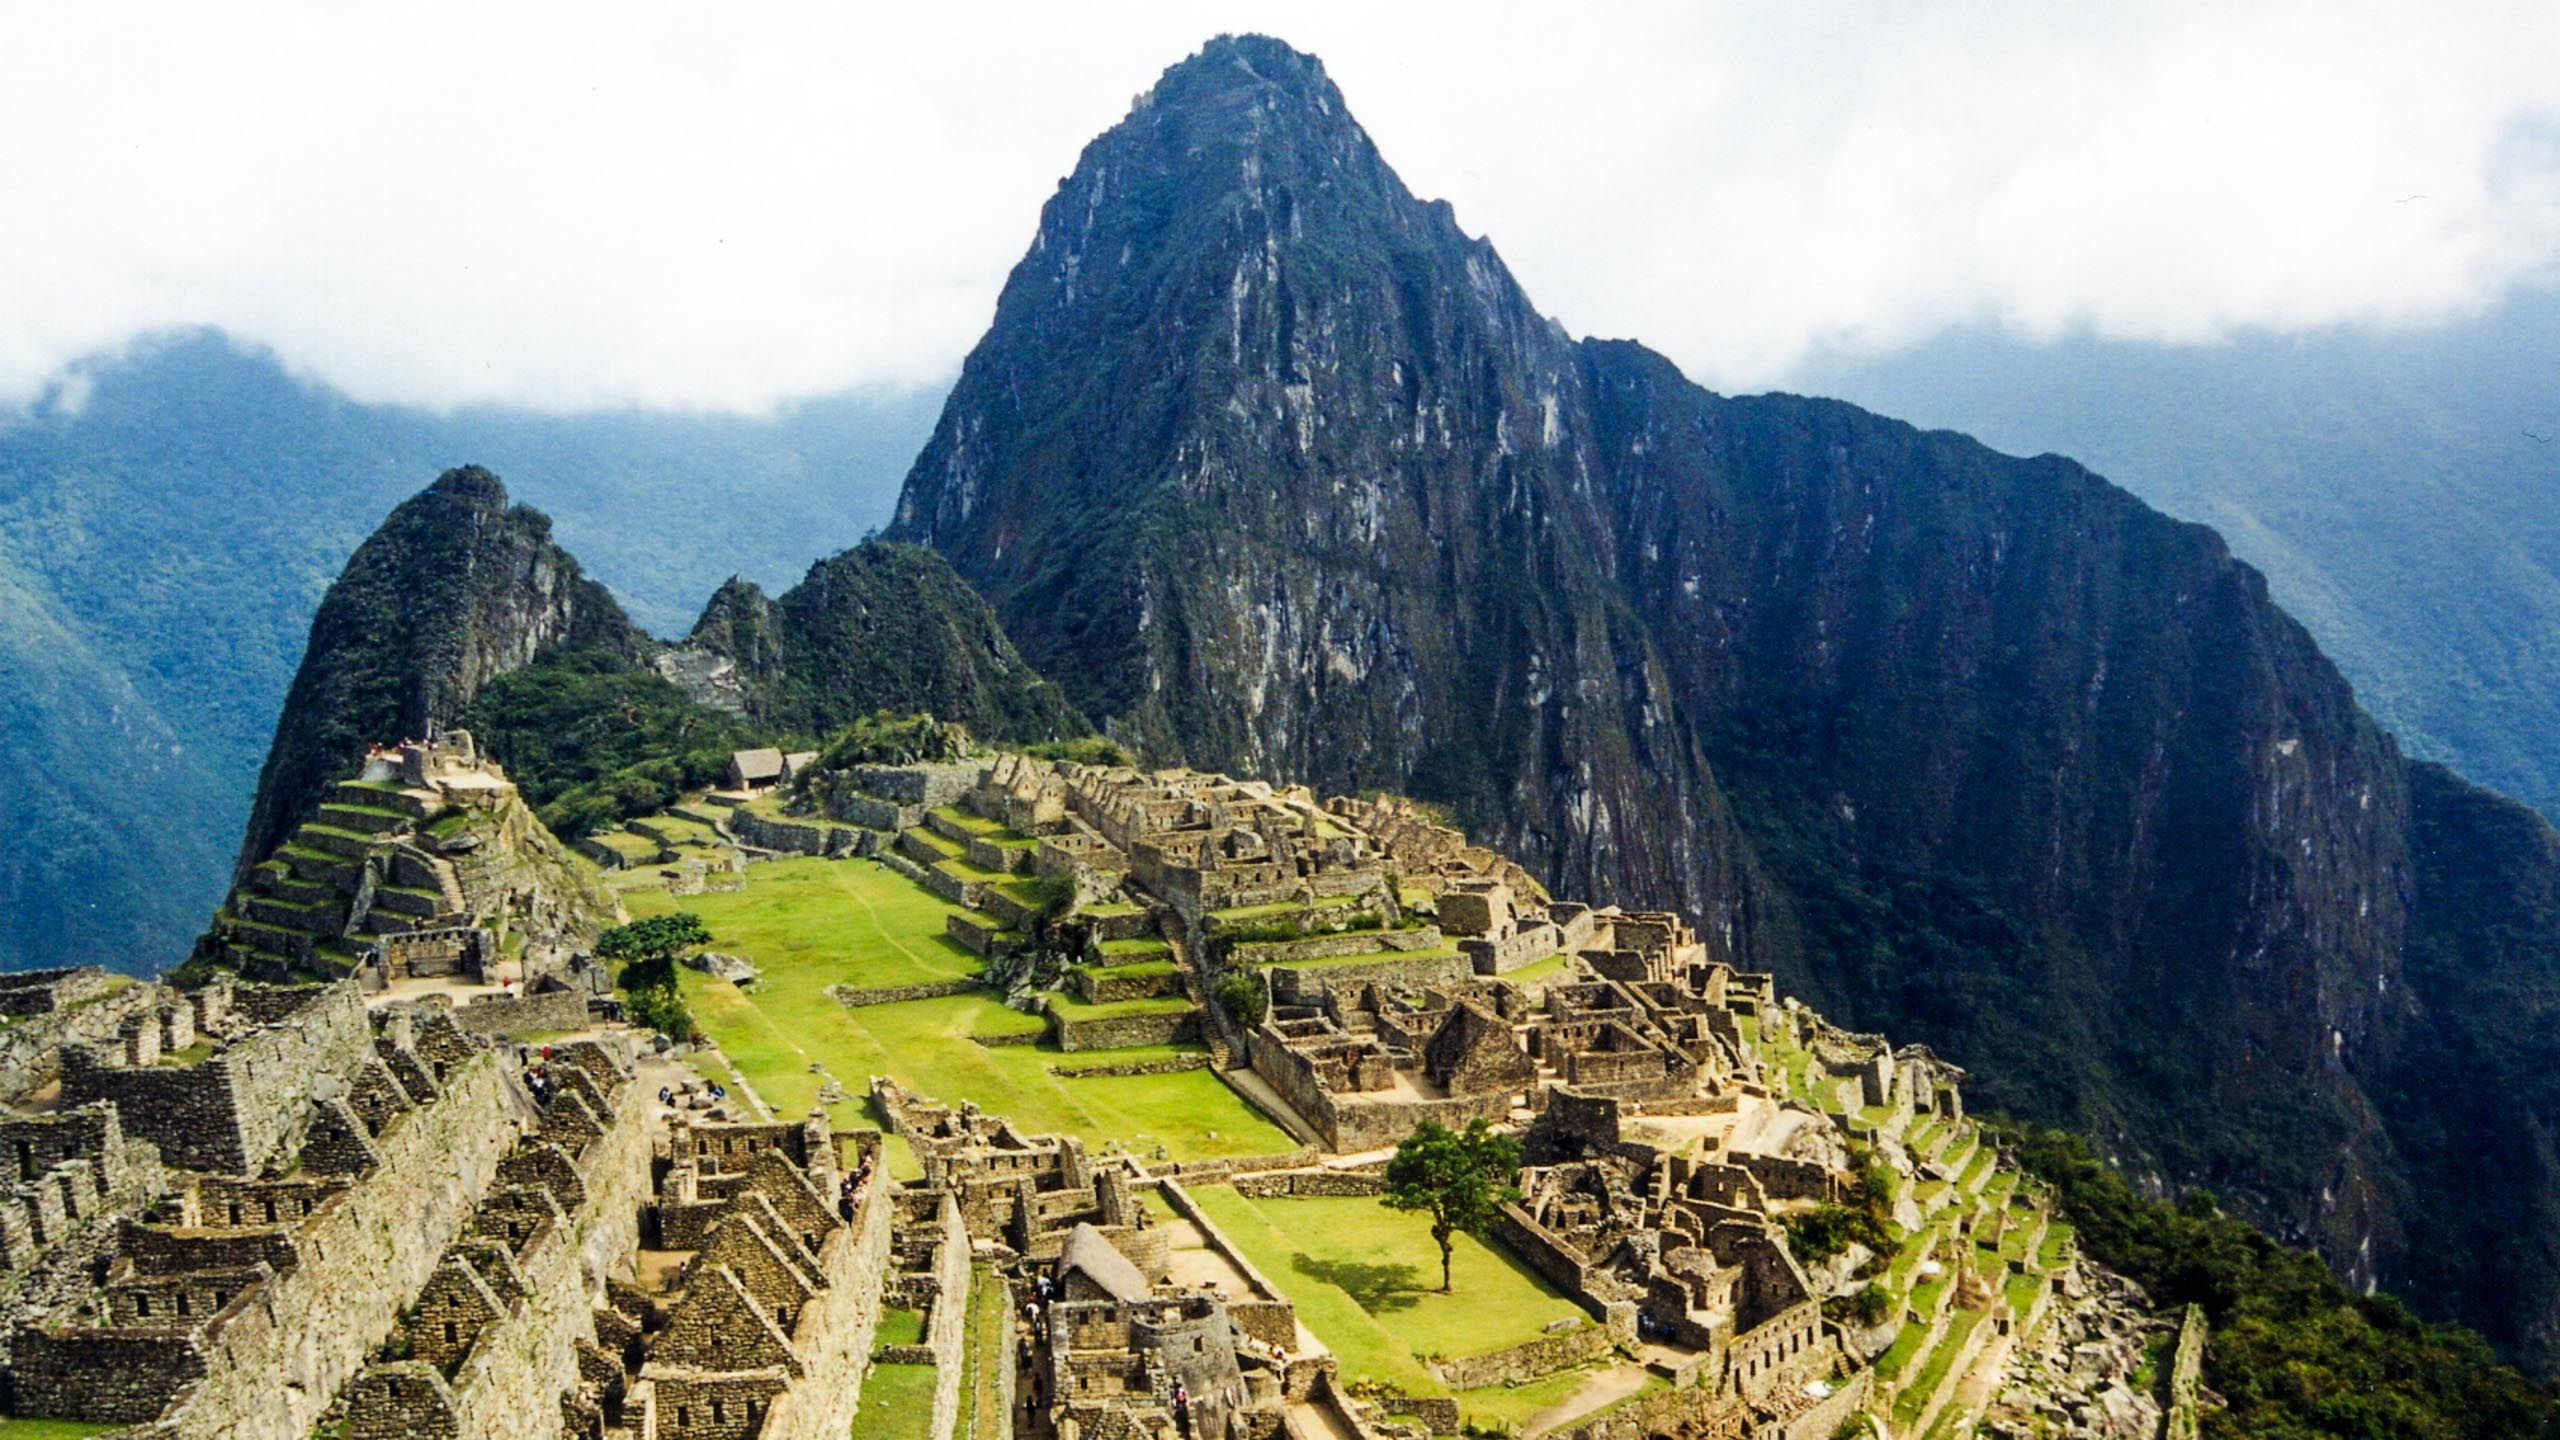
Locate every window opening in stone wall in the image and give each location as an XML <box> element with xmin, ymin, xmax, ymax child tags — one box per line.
<box><xmin>12</xmin><ymin>1139</ymin><xmax>30</xmax><ymax>1181</ymax></box>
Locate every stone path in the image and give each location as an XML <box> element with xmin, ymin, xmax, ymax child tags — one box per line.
<box><xmin>1288</xmin><ymin>1396</ymin><xmax>1362</xmax><ymax>1440</ymax></box>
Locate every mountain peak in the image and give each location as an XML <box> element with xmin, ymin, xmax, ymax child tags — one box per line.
<box><xmin>1150</xmin><ymin>33</ymin><xmax>1343</xmax><ymax>115</ymax></box>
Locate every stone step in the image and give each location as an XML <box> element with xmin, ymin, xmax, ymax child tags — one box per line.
<box><xmin>316</xmin><ymin>801</ymin><xmax>415</xmax><ymax>836</ymax></box>
<box><xmin>300</xmin><ymin>823</ymin><xmax>379</xmax><ymax>860</ymax></box>
<box><xmin>248</xmin><ymin>862</ymin><xmax>338</xmax><ymax>907</ymax></box>
<box><xmin>240</xmin><ymin>893</ymin><xmax>339</xmax><ymax>933</ymax></box>
<box><xmin>278</xmin><ymin>844</ymin><xmax>362</xmax><ymax>887</ymax></box>
<box><xmin>368</xmin><ymin>884</ymin><xmax>451</xmax><ymax>919</ymax></box>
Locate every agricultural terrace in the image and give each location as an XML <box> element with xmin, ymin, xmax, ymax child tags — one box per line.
<box><xmin>618</xmin><ymin>854</ymin><xmax>1291</xmax><ymax>1162</ymax></box>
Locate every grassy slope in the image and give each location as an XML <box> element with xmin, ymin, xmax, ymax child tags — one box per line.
<box><xmin>627</xmin><ymin>855</ymin><xmax>1287</xmax><ymax>1160</ymax></box>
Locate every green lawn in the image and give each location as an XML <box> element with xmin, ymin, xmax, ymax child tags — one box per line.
<box><xmin>626</xmin><ymin>855</ymin><xmax>980</xmax><ymax>990</ymax></box>
<box><xmin>959</xmin><ymin>1264</ymin><xmax>1008</xmax><ymax>1440</ymax></box>
<box><xmin>637</xmin><ymin>859</ymin><xmax>1283</xmax><ymax>1160</ymax></box>
<box><xmin>848</xmin><ymin>1362</ymin><xmax>938</xmax><ymax>1440</ymax></box>
<box><xmin>1187</xmin><ymin>1190</ymin><xmax>1583</xmax><ymax>1396</ymax></box>
<box><xmin>1497</xmin><ymin>953</ymin><xmax>1574</xmax><ymax>986</ymax></box>
<box><xmin>875</xmin><ymin>1306</ymin><xmax>927</xmax><ymax>1350</ymax></box>
<box><xmin>932</xmin><ymin>805</ymin><xmax>1004</xmax><ymax>835</ymax></box>
<box><xmin>0</xmin><ymin>1423</ymin><xmax>127</xmax><ymax>1440</ymax></box>
<box><xmin>1450</xmin><ymin>1367</ymin><xmax>1596</xmax><ymax>1429</ymax></box>
<box><xmin>1874</xmin><ymin>1317</ymin><xmax>1931</xmax><ymax>1381</ymax></box>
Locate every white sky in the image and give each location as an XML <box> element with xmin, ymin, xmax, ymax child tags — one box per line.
<box><xmin>5</xmin><ymin>0</ymin><xmax>2557</xmax><ymax>413</ymax></box>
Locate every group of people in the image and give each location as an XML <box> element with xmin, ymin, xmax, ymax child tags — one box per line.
<box><xmin>836</xmin><ymin>1160</ymin><xmax>872</xmax><ymax>1222</ymax></box>
<box><xmin>517</xmin><ymin>1043</ymin><xmax>561</xmax><ymax>1106</ymax></box>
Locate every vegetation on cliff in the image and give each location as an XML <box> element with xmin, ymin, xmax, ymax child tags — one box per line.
<box><xmin>236</xmin><ymin>465</ymin><xmax>643</xmax><ymax>875</ymax></box>
<box><xmin>462</xmin><ymin>648</ymin><xmax>788</xmax><ymax>839</ymax></box>
<box><xmin>2005</xmin><ymin>1123</ymin><xmax>2560</xmax><ymax>1438</ymax></box>
<box><xmin>665</xmin><ymin>541</ymin><xmax>1090</xmax><ymax>744</ymax></box>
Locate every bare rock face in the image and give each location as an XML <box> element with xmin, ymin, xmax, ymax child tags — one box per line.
<box><xmin>1982</xmin><ymin>1263</ymin><xmax>2171</xmax><ymax>1439</ymax></box>
<box><xmin>885</xmin><ymin>33</ymin><xmax>2560</xmax><ymax>1363</ymax></box>
<box><xmin>235</xmin><ymin>467</ymin><xmax>643</xmax><ymax>877</ymax></box>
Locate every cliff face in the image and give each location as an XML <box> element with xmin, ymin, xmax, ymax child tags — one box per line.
<box><xmin>886</xmin><ymin>34</ymin><xmax>2536</xmax><ymax>1357</ymax></box>
<box><xmin>235</xmin><ymin>466</ymin><xmax>644</xmax><ymax>873</ymax></box>
<box><xmin>656</xmin><ymin>540</ymin><xmax>1087</xmax><ymax>742</ymax></box>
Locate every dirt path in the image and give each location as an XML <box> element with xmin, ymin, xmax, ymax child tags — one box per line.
<box><xmin>1518</xmin><ymin>1361</ymin><xmax>1656</xmax><ymax>1437</ymax></box>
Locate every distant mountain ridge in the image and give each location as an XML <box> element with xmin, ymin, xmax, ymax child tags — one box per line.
<box><xmin>0</xmin><ymin>333</ymin><xmax>939</xmax><ymax>973</ymax></box>
<box><xmin>884</xmin><ymin>33</ymin><xmax>2560</xmax><ymax>1367</ymax></box>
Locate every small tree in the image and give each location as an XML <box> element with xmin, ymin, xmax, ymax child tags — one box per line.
<box><xmin>596</xmin><ymin>913</ymin><xmax>710</xmax><ymax>1040</ymax></box>
<box><xmin>1383</xmin><ymin>1118</ymin><xmax>1523</xmax><ymax>1293</ymax></box>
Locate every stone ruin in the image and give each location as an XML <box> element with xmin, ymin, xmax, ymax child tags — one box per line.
<box><xmin>200</xmin><ymin>733</ymin><xmax>612</xmax><ymax>1004</ymax></box>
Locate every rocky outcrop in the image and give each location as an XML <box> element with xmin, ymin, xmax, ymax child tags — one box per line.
<box><xmin>882</xmin><ymin>33</ymin><xmax>2558</xmax><ymax>1363</ymax></box>
<box><xmin>236</xmin><ymin>467</ymin><xmax>644</xmax><ymax>877</ymax></box>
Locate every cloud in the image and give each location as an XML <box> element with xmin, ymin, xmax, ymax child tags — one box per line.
<box><xmin>3</xmin><ymin>0</ymin><xmax>2556</xmax><ymax>411</ymax></box>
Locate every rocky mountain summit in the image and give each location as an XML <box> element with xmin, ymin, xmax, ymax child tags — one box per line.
<box><xmin>884</xmin><ymin>34</ymin><xmax>2560</xmax><ymax>1367</ymax></box>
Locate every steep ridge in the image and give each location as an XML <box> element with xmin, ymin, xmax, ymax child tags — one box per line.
<box><xmin>657</xmin><ymin>540</ymin><xmax>1088</xmax><ymax>740</ymax></box>
<box><xmin>887</xmin><ymin>34</ymin><xmax>2555</xmax><ymax>1362</ymax></box>
<box><xmin>236</xmin><ymin>465</ymin><xmax>644</xmax><ymax>877</ymax></box>
<box><xmin>240</xmin><ymin>476</ymin><xmax>1083</xmax><ymax>887</ymax></box>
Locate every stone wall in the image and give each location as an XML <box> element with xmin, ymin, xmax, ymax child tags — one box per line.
<box><xmin>754</xmin><ymin>1145</ymin><xmax>896</xmax><ymax>1440</ymax></box>
<box><xmin>359</xmin><ymin>1067</ymin><xmax>652</xmax><ymax>1440</ymax></box>
<box><xmin>0</xmin><ymin>981</ymin><xmax>162</xmax><ymax>1104</ymax></box>
<box><xmin>61</xmin><ymin>984</ymin><xmax>375</xmax><ymax>1176</ymax></box>
<box><xmin>833</xmin><ymin>979</ymin><xmax>988</xmax><ymax>1008</ymax></box>
<box><xmin>1490</xmin><ymin>1205</ymin><xmax>1597</xmax><ymax>1304</ymax></box>
<box><xmin>1049</xmin><ymin>1007</ymin><xmax>1199</xmax><ymax>1053</ymax></box>
<box><xmin>1228</xmin><ymin>1170</ymin><xmax>1385</xmax><ymax>1200</ymax></box>
<box><xmin>846</xmin><ymin>764</ymin><xmax>980</xmax><ymax>808</ymax></box>
<box><xmin>449</xmin><ymin>989</ymin><xmax>591</xmax><ymax>1037</ymax></box>
<box><xmin>731</xmin><ymin>809</ymin><xmax>871</xmax><ymax>859</ymax></box>
<box><xmin>162</xmin><ymin>1052</ymin><xmax>520</xmax><ymax>1440</ymax></box>
<box><xmin>1263</xmin><ymin>952</ymin><xmax>1475</xmax><ymax>1000</ymax></box>
<box><xmin>1226</xmin><ymin>927</ymin><xmax>1445</xmax><ymax>968</ymax></box>
<box><xmin>1427</xmin><ymin>1322</ymin><xmax>1611</xmax><ymax>1390</ymax></box>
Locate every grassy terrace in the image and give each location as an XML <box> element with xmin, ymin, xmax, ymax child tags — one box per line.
<box><xmin>0</xmin><ymin>1422</ymin><xmax>128</xmax><ymax>1439</ymax></box>
<box><xmin>1096</xmin><ymin>937</ymin><xmax>1172</xmax><ymax>958</ymax></box>
<box><xmin>630</xmin><ymin>856</ymin><xmax>1283</xmax><ymax>1160</ymax></box>
<box><xmin>1187</xmin><ymin>1189</ymin><xmax>1584</xmax><ymax>1409</ymax></box>
<box><xmin>1893</xmin><ymin>1308</ymin><xmax>1987</xmax><ymax>1429</ymax></box>
<box><xmin>1044</xmin><ymin>992</ymin><xmax>1196</xmax><ymax>1020</ymax></box>
<box><xmin>874</xmin><ymin>1306</ymin><xmax>927</xmax><ymax>1352</ymax></box>
<box><xmin>628</xmin><ymin>856</ymin><xmax>979</xmax><ymax>991</ymax></box>
<box><xmin>1498</xmin><ymin>953</ymin><xmax>1573</xmax><ymax>986</ymax></box>
<box><xmin>958</xmin><ymin>1264</ymin><xmax>1008</xmax><ymax>1440</ymax></box>
<box><xmin>1048</xmin><ymin>1042</ymin><xmax>1211</xmax><ymax>1075</ymax></box>
<box><xmin>932</xmin><ymin>804</ymin><xmax>1004</xmax><ymax>835</ymax></box>
<box><xmin>847</xmin><ymin>1362</ymin><xmax>937</xmax><ymax>1440</ymax></box>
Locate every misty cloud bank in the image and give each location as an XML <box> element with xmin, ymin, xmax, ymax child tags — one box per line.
<box><xmin>5</xmin><ymin>0</ymin><xmax>2556</xmax><ymax>413</ymax></box>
